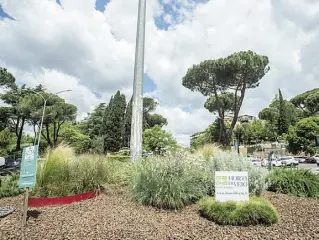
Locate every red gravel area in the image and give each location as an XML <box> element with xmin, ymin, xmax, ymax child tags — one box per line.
<box><xmin>0</xmin><ymin>187</ymin><xmax>318</xmax><ymax>240</ymax></box>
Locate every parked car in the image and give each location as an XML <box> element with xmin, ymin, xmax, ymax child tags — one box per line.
<box><xmin>271</xmin><ymin>159</ymin><xmax>282</xmax><ymax>167</ymax></box>
<box><xmin>294</xmin><ymin>156</ymin><xmax>306</xmax><ymax>163</ymax></box>
<box><xmin>0</xmin><ymin>157</ymin><xmax>5</xmax><ymax>170</ymax></box>
<box><xmin>305</xmin><ymin>156</ymin><xmax>317</xmax><ymax>163</ymax></box>
<box><xmin>251</xmin><ymin>159</ymin><xmax>262</xmax><ymax>167</ymax></box>
<box><xmin>279</xmin><ymin>156</ymin><xmax>299</xmax><ymax>167</ymax></box>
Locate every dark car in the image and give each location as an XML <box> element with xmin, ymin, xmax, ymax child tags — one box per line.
<box><xmin>305</xmin><ymin>157</ymin><xmax>317</xmax><ymax>164</ymax></box>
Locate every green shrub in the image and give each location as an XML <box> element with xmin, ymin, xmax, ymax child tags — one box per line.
<box><xmin>266</xmin><ymin>168</ymin><xmax>319</xmax><ymax>198</ymax></box>
<box><xmin>129</xmin><ymin>152</ymin><xmax>211</xmax><ymax>209</ymax></box>
<box><xmin>0</xmin><ymin>172</ymin><xmax>22</xmax><ymax>198</ymax></box>
<box><xmin>199</xmin><ymin>197</ymin><xmax>279</xmax><ymax>226</ymax></box>
<box><xmin>207</xmin><ymin>151</ymin><xmax>268</xmax><ymax>196</ymax></box>
<box><xmin>107</xmin><ymin>154</ymin><xmax>130</xmax><ymax>162</ymax></box>
<box><xmin>32</xmin><ymin>145</ymin><xmax>132</xmax><ymax>198</ymax></box>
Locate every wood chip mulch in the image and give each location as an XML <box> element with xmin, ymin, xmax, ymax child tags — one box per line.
<box><xmin>0</xmin><ymin>187</ymin><xmax>318</xmax><ymax>240</ymax></box>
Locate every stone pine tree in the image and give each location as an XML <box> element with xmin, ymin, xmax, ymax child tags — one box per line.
<box><xmin>103</xmin><ymin>91</ymin><xmax>126</xmax><ymax>153</ymax></box>
<box><xmin>183</xmin><ymin>50</ymin><xmax>270</xmax><ymax>145</ymax></box>
<box><xmin>277</xmin><ymin>89</ymin><xmax>289</xmax><ymax>135</ymax></box>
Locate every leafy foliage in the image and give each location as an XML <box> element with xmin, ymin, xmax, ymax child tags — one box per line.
<box><xmin>234</xmin><ymin>120</ymin><xmax>274</xmax><ymax>145</ymax></box>
<box><xmin>183</xmin><ymin>50</ymin><xmax>270</xmax><ymax>145</ymax></box>
<box><xmin>103</xmin><ymin>91</ymin><xmax>127</xmax><ymax>153</ymax></box>
<box><xmin>266</xmin><ymin>168</ymin><xmax>319</xmax><ymax>198</ymax></box>
<box><xmin>0</xmin><ymin>172</ymin><xmax>22</xmax><ymax>198</ymax></box>
<box><xmin>143</xmin><ymin>125</ymin><xmax>177</xmax><ymax>155</ymax></box>
<box><xmin>129</xmin><ymin>153</ymin><xmax>211</xmax><ymax>209</ymax></box>
<box><xmin>286</xmin><ymin>117</ymin><xmax>319</xmax><ymax>155</ymax></box>
<box><xmin>277</xmin><ymin>89</ymin><xmax>289</xmax><ymax>135</ymax></box>
<box><xmin>59</xmin><ymin>122</ymin><xmax>90</xmax><ymax>154</ymax></box>
<box><xmin>291</xmin><ymin>88</ymin><xmax>319</xmax><ymax>117</ymax></box>
<box><xmin>199</xmin><ymin>197</ymin><xmax>279</xmax><ymax>226</ymax></box>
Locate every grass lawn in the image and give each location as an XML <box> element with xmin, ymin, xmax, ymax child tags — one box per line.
<box><xmin>0</xmin><ymin>187</ymin><xmax>318</xmax><ymax>240</ymax></box>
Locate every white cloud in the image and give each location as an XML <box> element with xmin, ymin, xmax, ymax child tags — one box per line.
<box><xmin>0</xmin><ymin>0</ymin><xmax>318</xmax><ymax>146</ymax></box>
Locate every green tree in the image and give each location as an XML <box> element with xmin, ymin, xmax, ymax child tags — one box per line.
<box><xmin>80</xmin><ymin>103</ymin><xmax>106</xmax><ymax>139</ymax></box>
<box><xmin>204</xmin><ymin>93</ymin><xmax>235</xmax><ymax>143</ymax></box>
<box><xmin>183</xmin><ymin>50</ymin><xmax>270</xmax><ymax>145</ymax></box>
<box><xmin>22</xmin><ymin>92</ymin><xmax>77</xmax><ymax>148</ymax></box>
<box><xmin>143</xmin><ymin>125</ymin><xmax>177</xmax><ymax>155</ymax></box>
<box><xmin>291</xmin><ymin>88</ymin><xmax>319</xmax><ymax>117</ymax></box>
<box><xmin>286</xmin><ymin>117</ymin><xmax>319</xmax><ymax>155</ymax></box>
<box><xmin>259</xmin><ymin>93</ymin><xmax>302</xmax><ymax>138</ymax></box>
<box><xmin>103</xmin><ymin>91</ymin><xmax>126</xmax><ymax>153</ymax></box>
<box><xmin>277</xmin><ymin>89</ymin><xmax>289</xmax><ymax>135</ymax></box>
<box><xmin>0</xmin><ymin>128</ymin><xmax>15</xmax><ymax>156</ymax></box>
<box><xmin>59</xmin><ymin>122</ymin><xmax>90</xmax><ymax>154</ymax></box>
<box><xmin>122</xmin><ymin>96</ymin><xmax>167</xmax><ymax>148</ymax></box>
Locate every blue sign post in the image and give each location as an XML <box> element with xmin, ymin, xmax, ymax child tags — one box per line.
<box><xmin>19</xmin><ymin>145</ymin><xmax>39</xmax><ymax>189</ymax></box>
<box><xmin>18</xmin><ymin>145</ymin><xmax>38</xmax><ymax>226</ymax></box>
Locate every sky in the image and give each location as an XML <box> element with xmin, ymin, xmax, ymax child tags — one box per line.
<box><xmin>0</xmin><ymin>0</ymin><xmax>318</xmax><ymax>146</ymax></box>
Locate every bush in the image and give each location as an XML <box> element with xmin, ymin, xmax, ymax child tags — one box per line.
<box><xmin>107</xmin><ymin>154</ymin><xmax>130</xmax><ymax>162</ymax></box>
<box><xmin>129</xmin><ymin>152</ymin><xmax>211</xmax><ymax>209</ymax></box>
<box><xmin>199</xmin><ymin>197</ymin><xmax>279</xmax><ymax>226</ymax></box>
<box><xmin>266</xmin><ymin>168</ymin><xmax>319</xmax><ymax>198</ymax></box>
<box><xmin>207</xmin><ymin>151</ymin><xmax>268</xmax><ymax>196</ymax></box>
<box><xmin>195</xmin><ymin>144</ymin><xmax>220</xmax><ymax>160</ymax></box>
<box><xmin>0</xmin><ymin>172</ymin><xmax>22</xmax><ymax>198</ymax></box>
<box><xmin>32</xmin><ymin>145</ymin><xmax>132</xmax><ymax>197</ymax></box>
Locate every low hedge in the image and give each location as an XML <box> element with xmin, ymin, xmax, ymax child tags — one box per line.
<box><xmin>266</xmin><ymin>168</ymin><xmax>319</xmax><ymax>198</ymax></box>
<box><xmin>198</xmin><ymin>197</ymin><xmax>279</xmax><ymax>226</ymax></box>
<box><xmin>107</xmin><ymin>154</ymin><xmax>130</xmax><ymax>162</ymax></box>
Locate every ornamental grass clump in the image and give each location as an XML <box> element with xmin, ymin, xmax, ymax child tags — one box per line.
<box><xmin>129</xmin><ymin>152</ymin><xmax>211</xmax><ymax>209</ymax></box>
<box><xmin>199</xmin><ymin>197</ymin><xmax>279</xmax><ymax>226</ymax></box>
<box><xmin>32</xmin><ymin>145</ymin><xmax>130</xmax><ymax>197</ymax></box>
<box><xmin>266</xmin><ymin>168</ymin><xmax>319</xmax><ymax>198</ymax></box>
<box><xmin>208</xmin><ymin>151</ymin><xmax>268</xmax><ymax>196</ymax></box>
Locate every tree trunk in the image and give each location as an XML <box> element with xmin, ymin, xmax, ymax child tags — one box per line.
<box><xmin>45</xmin><ymin>123</ymin><xmax>53</xmax><ymax>148</ymax></box>
<box><xmin>15</xmin><ymin>117</ymin><xmax>25</xmax><ymax>151</ymax></box>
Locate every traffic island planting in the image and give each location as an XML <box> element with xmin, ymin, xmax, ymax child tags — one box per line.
<box><xmin>198</xmin><ymin>197</ymin><xmax>279</xmax><ymax>226</ymax></box>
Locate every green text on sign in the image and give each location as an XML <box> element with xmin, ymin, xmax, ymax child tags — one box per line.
<box><xmin>18</xmin><ymin>145</ymin><xmax>39</xmax><ymax>189</ymax></box>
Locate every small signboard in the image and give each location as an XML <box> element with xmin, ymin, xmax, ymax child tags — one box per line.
<box><xmin>215</xmin><ymin>171</ymin><xmax>249</xmax><ymax>202</ymax></box>
<box><xmin>315</xmin><ymin>135</ymin><xmax>319</xmax><ymax>146</ymax></box>
<box><xmin>18</xmin><ymin>145</ymin><xmax>39</xmax><ymax>189</ymax></box>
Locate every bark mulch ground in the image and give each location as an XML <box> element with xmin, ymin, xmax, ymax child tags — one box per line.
<box><xmin>0</xmin><ymin>187</ymin><xmax>318</xmax><ymax>240</ymax></box>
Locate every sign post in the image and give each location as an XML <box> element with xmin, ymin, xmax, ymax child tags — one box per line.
<box><xmin>215</xmin><ymin>171</ymin><xmax>249</xmax><ymax>202</ymax></box>
<box><xmin>315</xmin><ymin>135</ymin><xmax>319</xmax><ymax>146</ymax></box>
<box><xmin>18</xmin><ymin>145</ymin><xmax>39</xmax><ymax>226</ymax></box>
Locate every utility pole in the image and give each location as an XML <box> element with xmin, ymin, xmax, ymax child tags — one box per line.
<box><xmin>130</xmin><ymin>0</ymin><xmax>146</xmax><ymax>161</ymax></box>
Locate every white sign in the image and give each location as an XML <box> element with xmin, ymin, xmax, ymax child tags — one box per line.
<box><xmin>215</xmin><ymin>171</ymin><xmax>249</xmax><ymax>202</ymax></box>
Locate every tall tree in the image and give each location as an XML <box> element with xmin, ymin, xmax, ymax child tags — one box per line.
<box><xmin>277</xmin><ymin>89</ymin><xmax>289</xmax><ymax>135</ymax></box>
<box><xmin>204</xmin><ymin>93</ymin><xmax>235</xmax><ymax>143</ymax></box>
<box><xmin>290</xmin><ymin>88</ymin><xmax>319</xmax><ymax>117</ymax></box>
<box><xmin>23</xmin><ymin>92</ymin><xmax>77</xmax><ymax>148</ymax></box>
<box><xmin>287</xmin><ymin>117</ymin><xmax>319</xmax><ymax>155</ymax></box>
<box><xmin>122</xmin><ymin>96</ymin><xmax>167</xmax><ymax>148</ymax></box>
<box><xmin>183</xmin><ymin>50</ymin><xmax>270</xmax><ymax>145</ymax></box>
<box><xmin>103</xmin><ymin>91</ymin><xmax>126</xmax><ymax>153</ymax></box>
<box><xmin>80</xmin><ymin>103</ymin><xmax>106</xmax><ymax>139</ymax></box>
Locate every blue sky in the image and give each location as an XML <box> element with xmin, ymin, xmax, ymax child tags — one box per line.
<box><xmin>0</xmin><ymin>0</ymin><xmax>204</xmax><ymax>99</ymax></box>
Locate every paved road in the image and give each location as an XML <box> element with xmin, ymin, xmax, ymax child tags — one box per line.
<box><xmin>298</xmin><ymin>163</ymin><xmax>319</xmax><ymax>174</ymax></box>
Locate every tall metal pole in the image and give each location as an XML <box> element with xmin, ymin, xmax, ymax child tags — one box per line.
<box><xmin>37</xmin><ymin>99</ymin><xmax>47</xmax><ymax>147</ymax></box>
<box><xmin>130</xmin><ymin>0</ymin><xmax>146</xmax><ymax>161</ymax></box>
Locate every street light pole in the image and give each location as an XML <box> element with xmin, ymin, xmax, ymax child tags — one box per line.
<box><xmin>31</xmin><ymin>90</ymin><xmax>72</xmax><ymax>148</ymax></box>
<box><xmin>130</xmin><ymin>0</ymin><xmax>146</xmax><ymax>161</ymax></box>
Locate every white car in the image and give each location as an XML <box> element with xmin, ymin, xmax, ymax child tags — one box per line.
<box><xmin>251</xmin><ymin>159</ymin><xmax>262</xmax><ymax>167</ymax></box>
<box><xmin>279</xmin><ymin>156</ymin><xmax>299</xmax><ymax>167</ymax></box>
<box><xmin>271</xmin><ymin>159</ymin><xmax>282</xmax><ymax>167</ymax></box>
